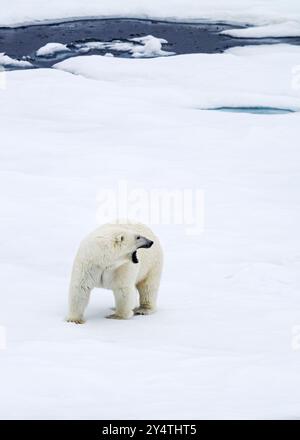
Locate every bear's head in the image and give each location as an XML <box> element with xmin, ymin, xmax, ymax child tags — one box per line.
<box><xmin>112</xmin><ymin>230</ymin><xmax>154</xmax><ymax>264</ymax></box>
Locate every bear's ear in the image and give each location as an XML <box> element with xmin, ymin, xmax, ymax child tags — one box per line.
<box><xmin>114</xmin><ymin>234</ymin><xmax>125</xmax><ymax>245</ymax></box>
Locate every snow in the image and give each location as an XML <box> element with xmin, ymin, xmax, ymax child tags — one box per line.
<box><xmin>54</xmin><ymin>46</ymin><xmax>300</xmax><ymax>111</ymax></box>
<box><xmin>1</xmin><ymin>0</ymin><xmax>300</xmax><ymax>29</ymax></box>
<box><xmin>0</xmin><ymin>52</ymin><xmax>32</xmax><ymax>68</ymax></box>
<box><xmin>36</xmin><ymin>42</ymin><xmax>70</xmax><ymax>57</ymax></box>
<box><xmin>221</xmin><ymin>20</ymin><xmax>300</xmax><ymax>38</ymax></box>
<box><xmin>1</xmin><ymin>44</ymin><xmax>300</xmax><ymax>419</ymax></box>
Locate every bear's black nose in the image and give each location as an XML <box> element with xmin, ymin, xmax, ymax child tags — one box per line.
<box><xmin>138</xmin><ymin>238</ymin><xmax>154</xmax><ymax>249</ymax></box>
<box><xmin>142</xmin><ymin>239</ymin><xmax>153</xmax><ymax>249</ymax></box>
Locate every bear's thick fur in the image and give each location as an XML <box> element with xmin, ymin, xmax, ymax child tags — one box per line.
<box><xmin>67</xmin><ymin>222</ymin><xmax>163</xmax><ymax>322</ymax></box>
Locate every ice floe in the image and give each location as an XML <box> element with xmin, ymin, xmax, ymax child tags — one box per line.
<box><xmin>0</xmin><ymin>52</ymin><xmax>32</xmax><ymax>68</ymax></box>
<box><xmin>221</xmin><ymin>20</ymin><xmax>300</xmax><ymax>38</ymax></box>
<box><xmin>36</xmin><ymin>42</ymin><xmax>70</xmax><ymax>57</ymax></box>
<box><xmin>1</xmin><ymin>1</ymin><xmax>300</xmax><ymax>29</ymax></box>
<box><xmin>75</xmin><ymin>35</ymin><xmax>174</xmax><ymax>58</ymax></box>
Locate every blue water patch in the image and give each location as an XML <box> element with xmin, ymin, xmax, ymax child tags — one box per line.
<box><xmin>212</xmin><ymin>106</ymin><xmax>295</xmax><ymax>115</ymax></box>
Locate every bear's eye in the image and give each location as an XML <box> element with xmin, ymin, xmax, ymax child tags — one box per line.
<box><xmin>136</xmin><ymin>235</ymin><xmax>141</xmax><ymax>240</ymax></box>
<box><xmin>120</xmin><ymin>235</ymin><xmax>124</xmax><ymax>242</ymax></box>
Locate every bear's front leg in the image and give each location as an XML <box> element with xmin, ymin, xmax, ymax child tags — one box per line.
<box><xmin>106</xmin><ymin>287</ymin><xmax>136</xmax><ymax>320</ymax></box>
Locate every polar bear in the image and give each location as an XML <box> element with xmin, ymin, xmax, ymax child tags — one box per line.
<box><xmin>67</xmin><ymin>222</ymin><xmax>163</xmax><ymax>322</ymax></box>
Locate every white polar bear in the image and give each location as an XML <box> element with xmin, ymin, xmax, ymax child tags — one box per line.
<box><xmin>67</xmin><ymin>222</ymin><xmax>163</xmax><ymax>322</ymax></box>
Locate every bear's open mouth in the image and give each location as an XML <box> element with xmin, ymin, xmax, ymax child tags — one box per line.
<box><xmin>132</xmin><ymin>251</ymin><xmax>139</xmax><ymax>264</ymax></box>
<box><xmin>131</xmin><ymin>239</ymin><xmax>154</xmax><ymax>263</ymax></box>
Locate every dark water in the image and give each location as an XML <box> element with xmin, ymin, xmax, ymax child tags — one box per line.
<box><xmin>211</xmin><ymin>107</ymin><xmax>296</xmax><ymax>115</ymax></box>
<box><xmin>1</xmin><ymin>18</ymin><xmax>300</xmax><ymax>69</ymax></box>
